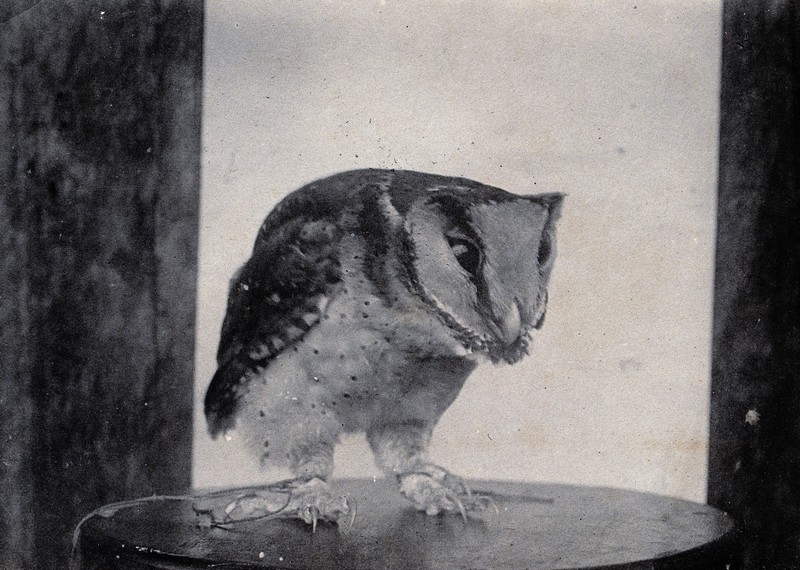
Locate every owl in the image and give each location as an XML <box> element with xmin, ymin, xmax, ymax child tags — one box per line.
<box><xmin>202</xmin><ymin>168</ymin><xmax>563</xmax><ymax>530</ymax></box>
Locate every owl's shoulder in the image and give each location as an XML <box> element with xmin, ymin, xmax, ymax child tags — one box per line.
<box><xmin>254</xmin><ymin>169</ymin><xmax>396</xmax><ymax>241</ymax></box>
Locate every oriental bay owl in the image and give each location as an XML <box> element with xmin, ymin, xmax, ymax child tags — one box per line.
<box><xmin>203</xmin><ymin>168</ymin><xmax>563</xmax><ymax>529</ymax></box>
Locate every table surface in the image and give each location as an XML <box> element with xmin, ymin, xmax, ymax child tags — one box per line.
<box><xmin>72</xmin><ymin>478</ymin><xmax>739</xmax><ymax>569</ymax></box>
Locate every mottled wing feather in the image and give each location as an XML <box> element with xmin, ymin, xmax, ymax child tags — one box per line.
<box><xmin>204</xmin><ymin>213</ymin><xmax>344</xmax><ymax>437</ymax></box>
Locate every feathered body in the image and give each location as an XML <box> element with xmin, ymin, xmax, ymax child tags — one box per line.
<box><xmin>204</xmin><ymin>168</ymin><xmax>563</xmax><ymax>523</ymax></box>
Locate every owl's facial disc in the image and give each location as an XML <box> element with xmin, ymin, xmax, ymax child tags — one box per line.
<box><xmin>405</xmin><ymin>191</ymin><xmax>561</xmax><ymax>364</ymax></box>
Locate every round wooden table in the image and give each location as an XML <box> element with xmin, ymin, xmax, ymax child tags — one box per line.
<box><xmin>72</xmin><ymin>478</ymin><xmax>739</xmax><ymax>569</ymax></box>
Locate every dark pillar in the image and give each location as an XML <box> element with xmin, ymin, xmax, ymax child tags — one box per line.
<box><xmin>709</xmin><ymin>1</ymin><xmax>800</xmax><ymax>568</ymax></box>
<box><xmin>0</xmin><ymin>1</ymin><xmax>203</xmax><ymax>568</ymax></box>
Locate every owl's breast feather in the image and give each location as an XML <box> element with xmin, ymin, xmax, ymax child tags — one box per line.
<box><xmin>238</xmin><ymin>284</ymin><xmax>473</xmax><ymax>438</ymax></box>
<box><xmin>298</xmin><ymin>286</ymin><xmax>472</xmax><ymax>426</ymax></box>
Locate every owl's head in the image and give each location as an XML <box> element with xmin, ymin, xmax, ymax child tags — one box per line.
<box><xmin>398</xmin><ymin>178</ymin><xmax>563</xmax><ymax>364</ymax></box>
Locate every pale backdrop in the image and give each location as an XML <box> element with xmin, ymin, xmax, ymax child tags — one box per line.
<box><xmin>194</xmin><ymin>0</ymin><xmax>721</xmax><ymax>502</ymax></box>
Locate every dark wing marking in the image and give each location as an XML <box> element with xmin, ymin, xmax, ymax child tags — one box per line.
<box><xmin>204</xmin><ymin>214</ymin><xmax>344</xmax><ymax>437</ymax></box>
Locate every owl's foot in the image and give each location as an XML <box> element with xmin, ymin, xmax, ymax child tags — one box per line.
<box><xmin>397</xmin><ymin>465</ymin><xmax>497</xmax><ymax>519</ymax></box>
<box><xmin>193</xmin><ymin>477</ymin><xmax>356</xmax><ymax>533</ymax></box>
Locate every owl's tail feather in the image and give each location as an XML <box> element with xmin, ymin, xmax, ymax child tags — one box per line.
<box><xmin>204</xmin><ymin>356</ymin><xmax>254</xmax><ymax>438</ymax></box>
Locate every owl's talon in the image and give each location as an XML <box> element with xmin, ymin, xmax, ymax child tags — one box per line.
<box><xmin>472</xmin><ymin>493</ymin><xmax>499</xmax><ymax>514</ymax></box>
<box><xmin>346</xmin><ymin>498</ymin><xmax>357</xmax><ymax>533</ymax></box>
<box><xmin>445</xmin><ymin>489</ymin><xmax>468</xmax><ymax>522</ymax></box>
<box><xmin>399</xmin><ymin>465</ymin><xmax>492</xmax><ymax>520</ymax></box>
<box><xmin>305</xmin><ymin>505</ymin><xmax>319</xmax><ymax>533</ymax></box>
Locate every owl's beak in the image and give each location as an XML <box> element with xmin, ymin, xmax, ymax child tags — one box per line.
<box><xmin>495</xmin><ymin>301</ymin><xmax>522</xmax><ymax>346</ymax></box>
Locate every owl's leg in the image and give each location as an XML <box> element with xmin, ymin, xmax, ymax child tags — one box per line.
<box><xmin>277</xmin><ymin>439</ymin><xmax>355</xmax><ymax>531</ymax></box>
<box><xmin>197</xmin><ymin>439</ymin><xmax>354</xmax><ymax>532</ymax></box>
<box><xmin>367</xmin><ymin>421</ymin><xmax>494</xmax><ymax>518</ymax></box>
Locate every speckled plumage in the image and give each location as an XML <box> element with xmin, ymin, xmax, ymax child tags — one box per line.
<box><xmin>203</xmin><ymin>168</ymin><xmax>563</xmax><ymax>526</ymax></box>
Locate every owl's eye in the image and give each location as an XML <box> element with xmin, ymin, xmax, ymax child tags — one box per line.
<box><xmin>447</xmin><ymin>236</ymin><xmax>481</xmax><ymax>276</ymax></box>
<box><xmin>537</xmin><ymin>232</ymin><xmax>552</xmax><ymax>265</ymax></box>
